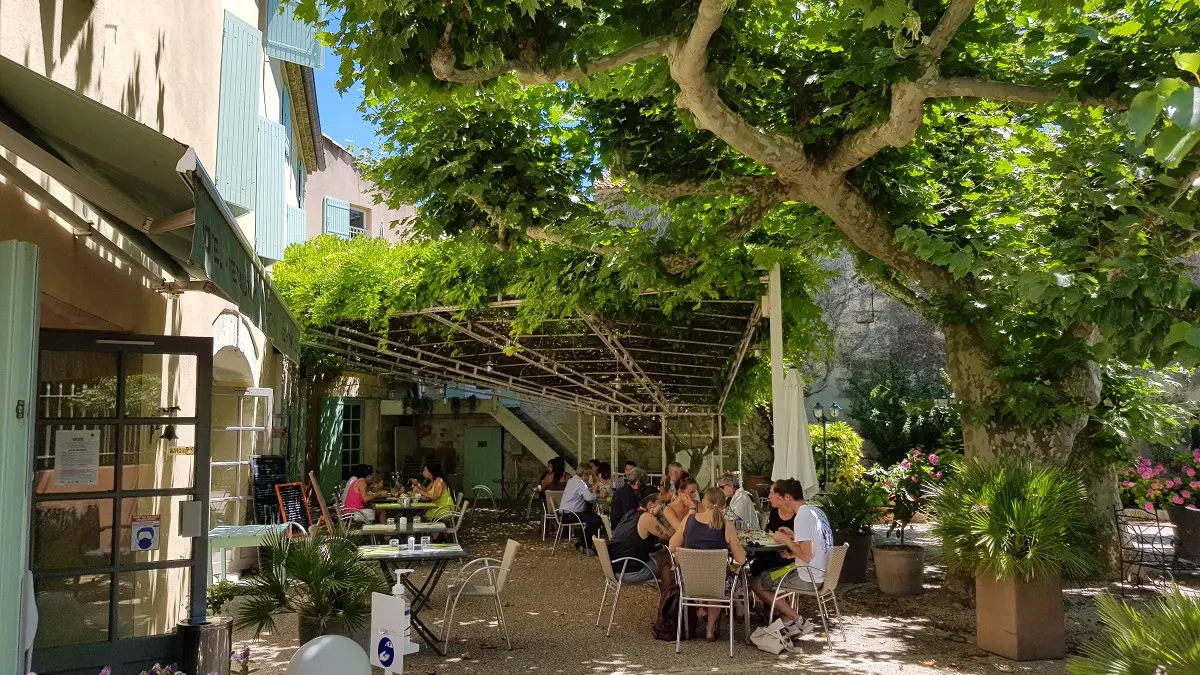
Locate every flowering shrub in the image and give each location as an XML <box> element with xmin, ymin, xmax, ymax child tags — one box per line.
<box><xmin>1118</xmin><ymin>449</ymin><xmax>1200</xmax><ymax>512</ymax></box>
<box><xmin>870</xmin><ymin>448</ymin><xmax>956</xmax><ymax>544</ymax></box>
<box><xmin>232</xmin><ymin>647</ymin><xmax>256</xmax><ymax>675</ymax></box>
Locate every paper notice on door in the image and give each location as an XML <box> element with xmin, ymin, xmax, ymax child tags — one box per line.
<box><xmin>131</xmin><ymin>515</ymin><xmax>161</xmax><ymax>552</ymax></box>
<box><xmin>53</xmin><ymin>430</ymin><xmax>101</xmax><ymax>487</ymax></box>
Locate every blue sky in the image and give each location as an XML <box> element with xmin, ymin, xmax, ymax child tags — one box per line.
<box><xmin>314</xmin><ymin>46</ymin><xmax>377</xmax><ymax>152</ymax></box>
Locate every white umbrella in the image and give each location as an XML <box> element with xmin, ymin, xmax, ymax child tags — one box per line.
<box><xmin>772</xmin><ymin>367</ymin><xmax>819</xmax><ymax>499</ymax></box>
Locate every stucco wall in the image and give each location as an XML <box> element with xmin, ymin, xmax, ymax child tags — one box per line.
<box><xmin>305</xmin><ymin>135</ymin><xmax>415</xmax><ymax>242</ymax></box>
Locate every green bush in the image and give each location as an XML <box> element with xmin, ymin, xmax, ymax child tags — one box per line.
<box><xmin>808</xmin><ymin>420</ymin><xmax>866</xmax><ymax>486</ymax></box>
<box><xmin>929</xmin><ymin>459</ymin><xmax>1098</xmax><ymax>582</ymax></box>
<box><xmin>1067</xmin><ymin>591</ymin><xmax>1200</xmax><ymax>675</ymax></box>
<box><xmin>820</xmin><ymin>481</ymin><xmax>886</xmax><ymax>535</ymax></box>
<box><xmin>870</xmin><ymin>448</ymin><xmax>954</xmax><ymax>543</ymax></box>
<box><xmin>844</xmin><ymin>361</ymin><xmax>960</xmax><ymax>465</ymax></box>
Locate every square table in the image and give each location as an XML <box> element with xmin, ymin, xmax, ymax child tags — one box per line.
<box><xmin>350</xmin><ymin>521</ymin><xmax>452</xmax><ymax>539</ymax></box>
<box><xmin>208</xmin><ymin>524</ymin><xmax>288</xmax><ymax>584</ymax></box>
<box><xmin>359</xmin><ymin>543</ymin><xmax>469</xmax><ymax>655</ymax></box>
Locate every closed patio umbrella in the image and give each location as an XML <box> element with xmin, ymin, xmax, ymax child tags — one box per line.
<box><xmin>771</xmin><ymin>368</ymin><xmax>819</xmax><ymax>499</ymax></box>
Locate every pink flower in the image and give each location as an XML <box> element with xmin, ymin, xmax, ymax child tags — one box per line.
<box><xmin>901</xmin><ymin>460</ymin><xmax>911</xmax><ymax>469</ymax></box>
<box><xmin>1174</xmin><ymin>496</ymin><xmax>1186</xmax><ymax>505</ymax></box>
<box><xmin>1140</xmin><ymin>469</ymin><xmax>1153</xmax><ymax>479</ymax></box>
<box><xmin>1145</xmin><ymin>502</ymin><xmax>1155</xmax><ymax>512</ymax></box>
<box><xmin>1193</xmin><ymin>448</ymin><xmax>1200</xmax><ymax>462</ymax></box>
<box><xmin>928</xmin><ymin>454</ymin><xmax>939</xmax><ymax>465</ymax></box>
<box><xmin>1148</xmin><ymin>489</ymin><xmax>1156</xmax><ymax>497</ymax></box>
<box><xmin>935</xmin><ymin>472</ymin><xmax>943</xmax><ymax>479</ymax></box>
<box><xmin>1183</xmin><ymin>491</ymin><xmax>1192</xmax><ymax>499</ymax></box>
<box><xmin>1122</xmin><ymin>481</ymin><xmax>1134</xmax><ymax>487</ymax></box>
<box><xmin>1186</xmin><ymin>467</ymin><xmax>1197</xmax><ymax>478</ymax></box>
<box><xmin>911</xmin><ymin>476</ymin><xmax>919</xmax><ymax>483</ymax></box>
<box><xmin>912</xmin><ymin>449</ymin><xmax>924</xmax><ymax>457</ymax></box>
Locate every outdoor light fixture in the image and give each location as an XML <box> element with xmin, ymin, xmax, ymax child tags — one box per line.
<box><xmin>830</xmin><ymin>402</ymin><xmax>841</xmax><ymax>419</ymax></box>
<box><xmin>812</xmin><ymin>401</ymin><xmax>839</xmax><ymax>492</ymax></box>
<box><xmin>812</xmin><ymin>402</ymin><xmax>824</xmax><ymax>420</ymax></box>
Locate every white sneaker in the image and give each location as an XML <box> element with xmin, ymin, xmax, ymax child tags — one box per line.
<box><xmin>782</xmin><ymin>619</ymin><xmax>816</xmax><ymax>638</ymax></box>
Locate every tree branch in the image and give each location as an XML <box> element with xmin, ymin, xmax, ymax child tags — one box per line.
<box><xmin>926</xmin><ymin>77</ymin><xmax>1129</xmax><ymax>110</ymax></box>
<box><xmin>667</xmin><ymin>0</ymin><xmax>810</xmax><ymax>181</ymax></box>
<box><xmin>634</xmin><ymin>175</ymin><xmax>781</xmax><ymax>202</ymax></box>
<box><xmin>432</xmin><ymin>26</ymin><xmax>674</xmax><ymax>85</ymax></box>
<box><xmin>660</xmin><ymin>185</ymin><xmax>788</xmax><ymax>275</ymax></box>
<box><xmin>920</xmin><ymin>0</ymin><xmax>979</xmax><ymax>69</ymax></box>
<box><xmin>524</xmin><ymin>226</ymin><xmax>623</xmax><ymax>256</ymax></box>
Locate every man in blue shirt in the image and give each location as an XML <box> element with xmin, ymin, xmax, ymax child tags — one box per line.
<box><xmin>560</xmin><ymin>467</ymin><xmax>603</xmax><ymax>554</ymax></box>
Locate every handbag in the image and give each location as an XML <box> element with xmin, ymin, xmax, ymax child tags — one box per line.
<box><xmin>750</xmin><ymin>619</ymin><xmax>790</xmax><ymax>654</ymax></box>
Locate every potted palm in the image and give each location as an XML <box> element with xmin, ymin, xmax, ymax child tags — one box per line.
<box><xmin>235</xmin><ymin>531</ymin><xmax>388</xmax><ymax>648</ymax></box>
<box><xmin>1067</xmin><ymin>590</ymin><xmax>1200</xmax><ymax>674</ymax></box>
<box><xmin>871</xmin><ymin>448</ymin><xmax>950</xmax><ymax>596</ymax></box>
<box><xmin>820</xmin><ymin>482</ymin><xmax>885</xmax><ymax>583</ymax></box>
<box><xmin>930</xmin><ymin>460</ymin><xmax>1097</xmax><ymax>661</ymax></box>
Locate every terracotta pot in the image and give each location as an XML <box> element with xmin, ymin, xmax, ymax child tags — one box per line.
<box><xmin>975</xmin><ymin>574</ymin><xmax>1064</xmax><ymax>661</ymax></box>
<box><xmin>833</xmin><ymin>532</ymin><xmax>872</xmax><ymax>583</ymax></box>
<box><xmin>1168</xmin><ymin>505</ymin><xmax>1200</xmax><ymax>561</ymax></box>
<box><xmin>873</xmin><ymin>544</ymin><xmax>924</xmax><ymax>596</ymax></box>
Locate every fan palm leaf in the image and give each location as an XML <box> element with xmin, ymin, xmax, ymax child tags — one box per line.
<box><xmin>1067</xmin><ymin>592</ymin><xmax>1200</xmax><ymax>675</ymax></box>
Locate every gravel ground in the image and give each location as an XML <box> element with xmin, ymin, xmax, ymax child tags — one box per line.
<box><xmin>229</xmin><ymin>514</ymin><xmax>1153</xmax><ymax>675</ymax></box>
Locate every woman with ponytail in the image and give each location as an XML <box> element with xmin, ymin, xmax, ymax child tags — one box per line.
<box><xmin>668</xmin><ymin>487</ymin><xmax>747</xmax><ymax>641</ymax></box>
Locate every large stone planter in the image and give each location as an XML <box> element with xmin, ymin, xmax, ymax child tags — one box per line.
<box><xmin>298</xmin><ymin>614</ymin><xmax>370</xmax><ymax>652</ymax></box>
<box><xmin>873</xmin><ymin>544</ymin><xmax>924</xmax><ymax>596</ymax></box>
<box><xmin>975</xmin><ymin>574</ymin><xmax>1064</xmax><ymax>661</ymax></box>
<box><xmin>1168</xmin><ymin>505</ymin><xmax>1200</xmax><ymax>561</ymax></box>
<box><xmin>833</xmin><ymin>533</ymin><xmax>872</xmax><ymax>583</ymax></box>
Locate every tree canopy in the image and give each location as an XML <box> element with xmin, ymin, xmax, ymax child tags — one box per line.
<box><xmin>290</xmin><ymin>0</ymin><xmax>1200</xmax><ymax>471</ymax></box>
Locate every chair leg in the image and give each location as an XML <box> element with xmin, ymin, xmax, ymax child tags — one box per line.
<box><xmin>675</xmin><ymin>598</ymin><xmax>684</xmax><ymax>654</ymax></box>
<box><xmin>596</xmin><ymin>580</ymin><xmax>610</xmax><ymax>627</ymax></box>
<box><xmin>552</xmin><ymin>524</ymin><xmax>562</xmax><ymax>554</ymax></box>
<box><xmin>830</xmin><ymin>592</ymin><xmax>846</xmax><ymax>642</ymax></box>
<box><xmin>442</xmin><ymin>586</ymin><xmax>468</xmax><ymax>644</ymax></box>
<box><xmin>606</xmin><ymin>580</ymin><xmax>623</xmax><ymax>637</ymax></box>
<box><xmin>814</xmin><ymin>593</ymin><xmax>832</xmax><ymax>646</ymax></box>
<box><xmin>727</xmin><ymin>599</ymin><xmax>734</xmax><ymax>658</ymax></box>
<box><xmin>494</xmin><ymin>592</ymin><xmax>512</xmax><ymax>651</ymax></box>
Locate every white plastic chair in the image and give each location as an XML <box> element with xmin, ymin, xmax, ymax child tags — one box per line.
<box><xmin>673</xmin><ymin>548</ymin><xmax>748</xmax><ymax>657</ymax></box>
<box><xmin>769</xmin><ymin>543</ymin><xmax>850</xmax><ymax>644</ymax></box>
<box><xmin>593</xmin><ymin>536</ymin><xmax>659</xmax><ymax>636</ymax></box>
<box><xmin>546</xmin><ymin>491</ymin><xmax>587</xmax><ymax>554</ymax></box>
<box><xmin>442</xmin><ymin>539</ymin><xmax>520</xmax><ymax>650</ymax></box>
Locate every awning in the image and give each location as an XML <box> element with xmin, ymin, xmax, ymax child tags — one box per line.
<box><xmin>0</xmin><ymin>56</ymin><xmax>300</xmax><ymax>361</ymax></box>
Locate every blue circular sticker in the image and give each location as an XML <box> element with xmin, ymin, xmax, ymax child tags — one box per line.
<box><xmin>377</xmin><ymin>636</ymin><xmax>395</xmax><ymax>667</ymax></box>
<box><xmin>135</xmin><ymin>527</ymin><xmax>156</xmax><ymax>550</ymax></box>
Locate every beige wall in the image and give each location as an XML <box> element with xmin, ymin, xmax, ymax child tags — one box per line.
<box><xmin>305</xmin><ymin>135</ymin><xmax>415</xmax><ymax>242</ymax></box>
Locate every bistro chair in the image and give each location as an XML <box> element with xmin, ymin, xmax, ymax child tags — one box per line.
<box><xmin>672</xmin><ymin>548</ymin><xmax>749</xmax><ymax>657</ymax></box>
<box><xmin>546</xmin><ymin>491</ymin><xmax>587</xmax><ymax>554</ymax></box>
<box><xmin>539</xmin><ymin>490</ymin><xmax>562</xmax><ymax>541</ymax></box>
<box><xmin>601</xmin><ymin>514</ymin><xmax>614</xmax><ymax>540</ymax></box>
<box><xmin>592</xmin><ymin>536</ymin><xmax>658</xmax><ymax>636</ymax></box>
<box><xmin>1114</xmin><ymin>507</ymin><xmax>1198</xmax><ymax>590</ymax></box>
<box><xmin>440</xmin><ymin>500</ymin><xmax>470</xmax><ymax>543</ymax></box>
<box><xmin>471</xmin><ymin>484</ymin><xmax>498</xmax><ymax>512</ymax></box>
<box><xmin>442</xmin><ymin>539</ymin><xmax>520</xmax><ymax>650</ymax></box>
<box><xmin>769</xmin><ymin>543</ymin><xmax>850</xmax><ymax>645</ymax></box>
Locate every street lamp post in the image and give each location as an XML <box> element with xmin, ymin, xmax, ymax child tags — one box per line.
<box><xmin>811</xmin><ymin>401</ymin><xmax>840</xmax><ymax>491</ymax></box>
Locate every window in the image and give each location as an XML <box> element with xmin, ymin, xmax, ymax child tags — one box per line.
<box><xmin>340</xmin><ymin>402</ymin><xmax>364</xmax><ymax>480</ymax></box>
<box><xmin>349</xmin><ymin>207</ymin><xmax>368</xmax><ymax>237</ymax></box>
<box><xmin>211</xmin><ymin>388</ymin><xmax>274</xmax><ymax>526</ymax></box>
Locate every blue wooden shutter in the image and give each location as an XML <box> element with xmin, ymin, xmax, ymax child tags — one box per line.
<box><xmin>255</xmin><ymin>116</ymin><xmax>288</xmax><ymax>261</ymax></box>
<box><xmin>287</xmin><ymin>205</ymin><xmax>307</xmax><ymax>246</ymax></box>
<box><xmin>266</xmin><ymin>0</ymin><xmax>324</xmax><ymax>69</ymax></box>
<box><xmin>281</xmin><ymin>84</ymin><xmax>294</xmax><ymax>162</ymax></box>
<box><xmin>318</xmin><ymin>397</ymin><xmax>345</xmax><ymax>500</ymax></box>
<box><xmin>323</xmin><ymin>196</ymin><xmax>350</xmax><ymax>238</ymax></box>
<box><xmin>216</xmin><ymin>11</ymin><xmax>262</xmax><ymax>212</ymax></box>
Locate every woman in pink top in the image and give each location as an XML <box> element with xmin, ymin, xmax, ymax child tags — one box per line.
<box><xmin>343</xmin><ymin>464</ymin><xmax>386</xmax><ymax>523</ymax></box>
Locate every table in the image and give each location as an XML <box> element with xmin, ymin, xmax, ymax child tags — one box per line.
<box><xmin>374</xmin><ymin>501</ymin><xmax>437</xmax><ymax>523</ymax></box>
<box><xmin>208</xmin><ymin>524</ymin><xmax>288</xmax><ymax>583</ymax></box>
<box><xmin>349</xmin><ymin>522</ymin><xmax>452</xmax><ymax>539</ymax></box>
<box><xmin>359</xmin><ymin>543</ymin><xmax>469</xmax><ymax>655</ymax></box>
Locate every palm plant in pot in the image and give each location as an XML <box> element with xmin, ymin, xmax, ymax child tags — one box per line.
<box><xmin>235</xmin><ymin>530</ymin><xmax>389</xmax><ymax>648</ymax></box>
<box><xmin>820</xmin><ymin>482</ymin><xmax>886</xmax><ymax>583</ymax></box>
<box><xmin>871</xmin><ymin>448</ymin><xmax>951</xmax><ymax>596</ymax></box>
<box><xmin>929</xmin><ymin>459</ymin><xmax>1097</xmax><ymax>661</ymax></box>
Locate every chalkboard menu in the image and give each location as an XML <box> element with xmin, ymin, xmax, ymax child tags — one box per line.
<box><xmin>251</xmin><ymin>456</ymin><xmax>288</xmax><ymax>524</ymax></box>
<box><xmin>275</xmin><ymin>482</ymin><xmax>313</xmax><ymax>530</ymax></box>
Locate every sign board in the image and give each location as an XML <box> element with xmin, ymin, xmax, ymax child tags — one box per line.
<box><xmin>370</xmin><ymin>591</ymin><xmax>413</xmax><ymax>672</ymax></box>
<box><xmin>275</xmin><ymin>482</ymin><xmax>313</xmax><ymax>529</ymax></box>
<box><xmin>169</xmin><ymin>445</ymin><xmax>196</xmax><ymax>456</ymax></box>
<box><xmin>131</xmin><ymin>515</ymin><xmax>160</xmax><ymax>552</ymax></box>
<box><xmin>53</xmin><ymin>430</ymin><xmax>100</xmax><ymax>487</ymax></box>
<box><xmin>251</xmin><ymin>455</ymin><xmax>288</xmax><ymax>524</ymax></box>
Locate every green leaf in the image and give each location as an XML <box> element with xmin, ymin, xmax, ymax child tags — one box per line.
<box><xmin>1164</xmin><ymin>321</ymin><xmax>1191</xmax><ymax>347</ymax></box>
<box><xmin>1184</xmin><ymin>323</ymin><xmax>1200</xmax><ymax>348</ymax></box>
<box><xmin>1128</xmin><ymin>91</ymin><xmax>1164</xmax><ymax>143</ymax></box>
<box><xmin>1166</xmin><ymin>86</ymin><xmax>1200</xmax><ymax>131</ymax></box>
<box><xmin>1108</xmin><ymin>20</ymin><xmax>1143</xmax><ymax>37</ymax></box>
<box><xmin>1175</xmin><ymin>52</ymin><xmax>1200</xmax><ymax>76</ymax></box>
<box><xmin>1152</xmin><ymin>125</ymin><xmax>1200</xmax><ymax>168</ymax></box>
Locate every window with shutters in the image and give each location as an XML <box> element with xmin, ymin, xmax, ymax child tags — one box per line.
<box><xmin>265</xmin><ymin>0</ymin><xmax>324</xmax><ymax>70</ymax></box>
<box><xmin>323</xmin><ymin>196</ymin><xmax>351</xmax><ymax>238</ymax></box>
<box><xmin>216</xmin><ymin>12</ymin><xmax>263</xmax><ymax>213</ymax></box>
<box><xmin>349</xmin><ymin>206</ymin><xmax>368</xmax><ymax>237</ymax></box>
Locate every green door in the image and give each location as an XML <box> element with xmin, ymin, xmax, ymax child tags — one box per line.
<box><xmin>462</xmin><ymin>427</ymin><xmax>502</xmax><ymax>499</ymax></box>
<box><xmin>317</xmin><ymin>397</ymin><xmax>344</xmax><ymax>502</ymax></box>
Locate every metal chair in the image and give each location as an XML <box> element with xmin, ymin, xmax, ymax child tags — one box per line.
<box><xmin>471</xmin><ymin>484</ymin><xmax>498</xmax><ymax>512</ymax></box>
<box><xmin>539</xmin><ymin>490</ymin><xmax>561</xmax><ymax>541</ymax></box>
<box><xmin>593</xmin><ymin>537</ymin><xmax>658</xmax><ymax>636</ymax></box>
<box><xmin>546</xmin><ymin>491</ymin><xmax>587</xmax><ymax>554</ymax></box>
<box><xmin>440</xmin><ymin>499</ymin><xmax>470</xmax><ymax>543</ymax></box>
<box><xmin>1115</xmin><ymin>507</ymin><xmax>1199</xmax><ymax>590</ymax></box>
<box><xmin>672</xmin><ymin>548</ymin><xmax>748</xmax><ymax>657</ymax></box>
<box><xmin>769</xmin><ymin>543</ymin><xmax>850</xmax><ymax>645</ymax></box>
<box><xmin>601</xmin><ymin>514</ymin><xmax>614</xmax><ymax>540</ymax></box>
<box><xmin>442</xmin><ymin>539</ymin><xmax>520</xmax><ymax>650</ymax></box>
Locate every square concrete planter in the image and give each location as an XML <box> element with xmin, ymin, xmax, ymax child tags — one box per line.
<box><xmin>975</xmin><ymin>573</ymin><xmax>1064</xmax><ymax>661</ymax></box>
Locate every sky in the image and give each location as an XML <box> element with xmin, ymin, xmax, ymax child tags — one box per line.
<box><xmin>313</xmin><ymin>46</ymin><xmax>378</xmax><ymax>152</ymax></box>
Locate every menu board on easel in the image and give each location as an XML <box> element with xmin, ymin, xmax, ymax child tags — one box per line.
<box><xmin>251</xmin><ymin>455</ymin><xmax>288</xmax><ymax>524</ymax></box>
<box><xmin>275</xmin><ymin>482</ymin><xmax>313</xmax><ymax>530</ymax></box>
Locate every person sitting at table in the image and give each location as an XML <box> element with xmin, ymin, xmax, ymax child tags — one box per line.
<box><xmin>560</xmin><ymin>466</ymin><xmax>603</xmax><ymax>554</ymax></box>
<box><xmin>749</xmin><ymin>478</ymin><xmax>831</xmax><ymax>639</ymax></box>
<box><xmin>717</xmin><ymin>474</ymin><xmax>760</xmax><ymax>531</ymax></box>
<box><xmin>343</xmin><ymin>464</ymin><xmax>387</xmax><ymax>523</ymax></box>
<box><xmin>610</xmin><ymin>467</ymin><xmax>652</xmax><ymax>526</ymax></box>
<box><xmin>409</xmin><ymin>462</ymin><xmax>455</xmax><ymax>521</ymax></box>
<box><xmin>669</xmin><ymin>487</ymin><xmax>747</xmax><ymax>641</ymax></box>
<box><xmin>663</xmin><ymin>476</ymin><xmax>699</xmax><ymax>531</ymax></box>
<box><xmin>660</xmin><ymin>462</ymin><xmax>685</xmax><ymax>497</ymax></box>
<box><xmin>535</xmin><ymin>457</ymin><xmax>570</xmax><ymax>507</ymax></box>
<box><xmin>594</xmin><ymin>462</ymin><xmax>616</xmax><ymax>497</ymax></box>
<box><xmin>608</xmin><ymin>492</ymin><xmax>671</xmax><ymax>583</ymax></box>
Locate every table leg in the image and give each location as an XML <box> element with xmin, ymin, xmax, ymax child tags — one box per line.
<box><xmin>220</xmin><ymin>547</ymin><xmax>229</xmax><ymax>582</ymax></box>
<box><xmin>404</xmin><ymin>560</ymin><xmax>451</xmax><ymax>656</ymax></box>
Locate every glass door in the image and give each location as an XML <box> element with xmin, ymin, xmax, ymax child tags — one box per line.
<box><xmin>30</xmin><ymin>332</ymin><xmax>212</xmax><ymax>675</ymax></box>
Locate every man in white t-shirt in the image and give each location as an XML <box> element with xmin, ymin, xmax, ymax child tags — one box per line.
<box><xmin>749</xmin><ymin>478</ymin><xmax>832</xmax><ymax>638</ymax></box>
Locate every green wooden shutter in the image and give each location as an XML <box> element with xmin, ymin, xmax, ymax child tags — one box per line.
<box><xmin>281</xmin><ymin>84</ymin><xmax>294</xmax><ymax>163</ymax></box>
<box><xmin>265</xmin><ymin>0</ymin><xmax>324</xmax><ymax>69</ymax></box>
<box><xmin>216</xmin><ymin>11</ymin><xmax>262</xmax><ymax>212</ymax></box>
<box><xmin>318</xmin><ymin>397</ymin><xmax>345</xmax><ymax>500</ymax></box>
<box><xmin>255</xmin><ymin>116</ymin><xmax>288</xmax><ymax>262</ymax></box>
<box><xmin>323</xmin><ymin>196</ymin><xmax>351</xmax><ymax>238</ymax></box>
<box><xmin>0</xmin><ymin>242</ymin><xmax>38</xmax><ymax>674</ymax></box>
<box><xmin>287</xmin><ymin>205</ymin><xmax>306</xmax><ymax>246</ymax></box>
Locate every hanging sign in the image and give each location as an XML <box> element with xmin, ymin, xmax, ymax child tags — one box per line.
<box><xmin>53</xmin><ymin>430</ymin><xmax>100</xmax><ymax>487</ymax></box>
<box><xmin>131</xmin><ymin>515</ymin><xmax>161</xmax><ymax>552</ymax></box>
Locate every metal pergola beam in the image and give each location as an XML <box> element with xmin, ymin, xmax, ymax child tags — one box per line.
<box><xmin>717</xmin><ymin>302</ymin><xmax>763</xmax><ymax>413</ymax></box>
<box><xmin>578</xmin><ymin>311</ymin><xmax>671</xmax><ymax>412</ymax></box>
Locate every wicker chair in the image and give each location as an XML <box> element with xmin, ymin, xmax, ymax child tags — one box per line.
<box><xmin>672</xmin><ymin>548</ymin><xmax>748</xmax><ymax>657</ymax></box>
<box><xmin>439</xmin><ymin>500</ymin><xmax>470</xmax><ymax>543</ymax></box>
<box><xmin>442</xmin><ymin>538</ymin><xmax>520</xmax><ymax>650</ymax></box>
<box><xmin>601</xmin><ymin>514</ymin><xmax>614</xmax><ymax>540</ymax></box>
<box><xmin>593</xmin><ymin>536</ymin><xmax>659</xmax><ymax>636</ymax></box>
<box><xmin>547</xmin><ymin>491</ymin><xmax>588</xmax><ymax>554</ymax></box>
<box><xmin>769</xmin><ymin>543</ymin><xmax>850</xmax><ymax>644</ymax></box>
